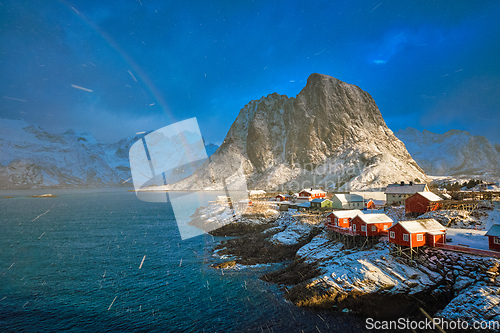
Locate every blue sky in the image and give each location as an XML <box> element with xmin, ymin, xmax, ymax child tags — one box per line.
<box><xmin>1</xmin><ymin>0</ymin><xmax>500</xmax><ymax>145</ymax></box>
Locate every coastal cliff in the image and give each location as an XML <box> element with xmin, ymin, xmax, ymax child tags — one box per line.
<box><xmin>192</xmin><ymin>202</ymin><xmax>500</xmax><ymax>325</ymax></box>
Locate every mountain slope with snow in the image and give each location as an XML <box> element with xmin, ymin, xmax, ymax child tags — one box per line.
<box><xmin>396</xmin><ymin>127</ymin><xmax>500</xmax><ymax>176</ymax></box>
<box><xmin>168</xmin><ymin>73</ymin><xmax>428</xmax><ymax>191</ymax></box>
<box><xmin>0</xmin><ymin>119</ymin><xmax>219</xmax><ymax>189</ymax></box>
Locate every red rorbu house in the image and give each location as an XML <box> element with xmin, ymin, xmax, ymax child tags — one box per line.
<box><xmin>485</xmin><ymin>224</ymin><xmax>500</xmax><ymax>252</ymax></box>
<box><xmin>326</xmin><ymin>210</ymin><xmax>363</xmax><ymax>229</ymax></box>
<box><xmin>297</xmin><ymin>189</ymin><xmax>326</xmax><ymax>202</ymax></box>
<box><xmin>275</xmin><ymin>194</ymin><xmax>291</xmax><ymax>202</ymax></box>
<box><xmin>405</xmin><ymin>192</ymin><xmax>443</xmax><ymax>216</ymax></box>
<box><xmin>366</xmin><ymin>199</ymin><xmax>386</xmax><ymax>210</ymax></box>
<box><xmin>388</xmin><ymin>219</ymin><xmax>446</xmax><ymax>249</ymax></box>
<box><xmin>350</xmin><ymin>213</ymin><xmax>393</xmax><ymax>236</ymax></box>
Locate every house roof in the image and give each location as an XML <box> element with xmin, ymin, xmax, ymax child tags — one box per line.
<box><xmin>357</xmin><ymin>213</ymin><xmax>393</xmax><ymax>224</ymax></box>
<box><xmin>332</xmin><ymin>193</ymin><xmax>364</xmax><ymax>203</ymax></box>
<box><xmin>414</xmin><ymin>192</ymin><xmax>443</xmax><ymax>202</ymax></box>
<box><xmin>299</xmin><ymin>189</ymin><xmax>326</xmax><ymax>196</ymax></box>
<box><xmin>331</xmin><ymin>209</ymin><xmax>363</xmax><ymax>219</ymax></box>
<box><xmin>486</xmin><ymin>224</ymin><xmax>500</xmax><ymax>237</ymax></box>
<box><xmin>297</xmin><ymin>202</ymin><xmax>311</xmax><ymax>207</ymax></box>
<box><xmin>393</xmin><ymin>219</ymin><xmax>446</xmax><ymax>233</ymax></box>
<box><xmin>249</xmin><ymin>190</ymin><xmax>266</xmax><ymax>195</ymax></box>
<box><xmin>385</xmin><ymin>183</ymin><xmax>427</xmax><ymax>194</ymax></box>
<box><xmin>311</xmin><ymin>198</ymin><xmax>331</xmax><ymax>203</ymax></box>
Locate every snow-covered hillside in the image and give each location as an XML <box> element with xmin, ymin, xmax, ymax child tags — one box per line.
<box><xmin>396</xmin><ymin>127</ymin><xmax>500</xmax><ymax>176</ymax></box>
<box><xmin>0</xmin><ymin>119</ymin><xmax>219</xmax><ymax>189</ymax></box>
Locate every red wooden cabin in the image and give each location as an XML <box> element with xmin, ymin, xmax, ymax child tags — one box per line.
<box><xmin>298</xmin><ymin>189</ymin><xmax>326</xmax><ymax>201</ymax></box>
<box><xmin>405</xmin><ymin>192</ymin><xmax>443</xmax><ymax>215</ymax></box>
<box><xmin>485</xmin><ymin>224</ymin><xmax>500</xmax><ymax>252</ymax></box>
<box><xmin>326</xmin><ymin>210</ymin><xmax>363</xmax><ymax>229</ymax></box>
<box><xmin>275</xmin><ymin>194</ymin><xmax>291</xmax><ymax>202</ymax></box>
<box><xmin>388</xmin><ymin>219</ymin><xmax>446</xmax><ymax>248</ymax></box>
<box><xmin>350</xmin><ymin>213</ymin><xmax>393</xmax><ymax>236</ymax></box>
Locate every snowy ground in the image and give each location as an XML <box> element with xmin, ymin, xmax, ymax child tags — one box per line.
<box><xmin>269</xmin><ymin>212</ymin><xmax>316</xmax><ymax>246</ymax></box>
<box><xmin>446</xmin><ymin>229</ymin><xmax>489</xmax><ymax>250</ymax></box>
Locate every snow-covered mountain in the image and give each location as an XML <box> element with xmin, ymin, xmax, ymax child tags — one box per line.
<box><xmin>396</xmin><ymin>127</ymin><xmax>500</xmax><ymax>176</ymax></box>
<box><xmin>167</xmin><ymin>73</ymin><xmax>428</xmax><ymax>191</ymax></box>
<box><xmin>0</xmin><ymin>119</ymin><xmax>219</xmax><ymax>189</ymax></box>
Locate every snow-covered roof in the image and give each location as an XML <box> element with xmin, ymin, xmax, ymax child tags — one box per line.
<box><xmin>249</xmin><ymin>190</ymin><xmax>266</xmax><ymax>195</ymax></box>
<box><xmin>299</xmin><ymin>189</ymin><xmax>326</xmax><ymax>195</ymax></box>
<box><xmin>486</xmin><ymin>224</ymin><xmax>500</xmax><ymax>237</ymax></box>
<box><xmin>311</xmin><ymin>198</ymin><xmax>331</xmax><ymax>203</ymax></box>
<box><xmin>415</xmin><ymin>192</ymin><xmax>443</xmax><ymax>202</ymax></box>
<box><xmin>331</xmin><ymin>209</ymin><xmax>363</xmax><ymax>219</ymax></box>
<box><xmin>427</xmin><ymin>230</ymin><xmax>445</xmax><ymax>235</ymax></box>
<box><xmin>297</xmin><ymin>202</ymin><xmax>311</xmax><ymax>207</ymax></box>
<box><xmin>441</xmin><ymin>193</ymin><xmax>452</xmax><ymax>199</ymax></box>
<box><xmin>332</xmin><ymin>193</ymin><xmax>364</xmax><ymax>203</ymax></box>
<box><xmin>357</xmin><ymin>213</ymin><xmax>393</xmax><ymax>224</ymax></box>
<box><xmin>385</xmin><ymin>183</ymin><xmax>427</xmax><ymax>194</ymax></box>
<box><xmin>395</xmin><ymin>219</ymin><xmax>446</xmax><ymax>233</ymax></box>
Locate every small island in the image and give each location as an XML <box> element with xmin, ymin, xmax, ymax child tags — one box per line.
<box><xmin>28</xmin><ymin>193</ymin><xmax>58</xmax><ymax>198</ymax></box>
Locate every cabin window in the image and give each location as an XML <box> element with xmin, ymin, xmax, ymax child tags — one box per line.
<box><xmin>383</xmin><ymin>225</ymin><xmax>388</xmax><ymax>230</ymax></box>
<box><xmin>495</xmin><ymin>237</ymin><xmax>500</xmax><ymax>245</ymax></box>
<box><xmin>390</xmin><ymin>231</ymin><xmax>395</xmax><ymax>238</ymax></box>
<box><xmin>417</xmin><ymin>234</ymin><xmax>423</xmax><ymax>242</ymax></box>
<box><xmin>371</xmin><ymin>225</ymin><xmax>376</xmax><ymax>231</ymax></box>
<box><xmin>361</xmin><ymin>225</ymin><xmax>366</xmax><ymax>232</ymax></box>
<box><xmin>352</xmin><ymin>224</ymin><xmax>356</xmax><ymax>231</ymax></box>
<box><xmin>403</xmin><ymin>234</ymin><xmax>409</xmax><ymax>241</ymax></box>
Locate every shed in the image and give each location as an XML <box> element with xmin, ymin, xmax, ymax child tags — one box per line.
<box><xmin>276</xmin><ymin>194</ymin><xmax>291</xmax><ymax>202</ymax></box>
<box><xmin>388</xmin><ymin>219</ymin><xmax>446</xmax><ymax>248</ymax></box>
<box><xmin>350</xmin><ymin>213</ymin><xmax>393</xmax><ymax>236</ymax></box>
<box><xmin>385</xmin><ymin>182</ymin><xmax>429</xmax><ymax>205</ymax></box>
<box><xmin>366</xmin><ymin>199</ymin><xmax>385</xmax><ymax>209</ymax></box>
<box><xmin>297</xmin><ymin>202</ymin><xmax>311</xmax><ymax>211</ymax></box>
<box><xmin>405</xmin><ymin>192</ymin><xmax>443</xmax><ymax>215</ymax></box>
<box><xmin>326</xmin><ymin>209</ymin><xmax>363</xmax><ymax>228</ymax></box>
<box><xmin>485</xmin><ymin>224</ymin><xmax>500</xmax><ymax>252</ymax></box>
<box><xmin>330</xmin><ymin>193</ymin><xmax>364</xmax><ymax>209</ymax></box>
<box><xmin>310</xmin><ymin>198</ymin><xmax>332</xmax><ymax>209</ymax></box>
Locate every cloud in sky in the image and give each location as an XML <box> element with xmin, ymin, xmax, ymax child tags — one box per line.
<box><xmin>1</xmin><ymin>0</ymin><xmax>500</xmax><ymax>144</ymax></box>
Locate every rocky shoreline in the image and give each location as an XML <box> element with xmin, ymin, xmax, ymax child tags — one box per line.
<box><xmin>191</xmin><ymin>202</ymin><xmax>500</xmax><ymax>329</ymax></box>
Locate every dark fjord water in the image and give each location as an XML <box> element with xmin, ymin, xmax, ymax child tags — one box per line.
<box><xmin>0</xmin><ymin>188</ymin><xmax>369</xmax><ymax>332</ymax></box>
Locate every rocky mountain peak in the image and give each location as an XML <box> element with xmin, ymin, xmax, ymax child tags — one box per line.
<box><xmin>169</xmin><ymin>73</ymin><xmax>427</xmax><ymax>191</ymax></box>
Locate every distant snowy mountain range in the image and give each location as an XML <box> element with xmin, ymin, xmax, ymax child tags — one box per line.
<box><xmin>0</xmin><ymin>119</ymin><xmax>219</xmax><ymax>189</ymax></box>
<box><xmin>395</xmin><ymin>127</ymin><xmax>500</xmax><ymax>177</ymax></box>
<box><xmin>2</xmin><ymin>76</ymin><xmax>499</xmax><ymax>190</ymax></box>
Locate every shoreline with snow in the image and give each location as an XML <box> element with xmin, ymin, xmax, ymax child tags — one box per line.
<box><xmin>192</xmin><ymin>200</ymin><xmax>500</xmax><ymax>325</ymax></box>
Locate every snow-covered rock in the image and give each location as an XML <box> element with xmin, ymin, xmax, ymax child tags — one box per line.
<box><xmin>437</xmin><ymin>282</ymin><xmax>500</xmax><ymax>324</ymax></box>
